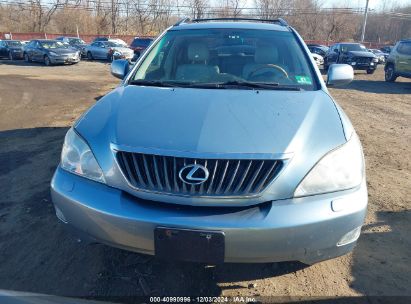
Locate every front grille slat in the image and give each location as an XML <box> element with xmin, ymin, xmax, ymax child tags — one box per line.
<box><xmin>207</xmin><ymin>160</ymin><xmax>219</xmax><ymax>194</ymax></box>
<box><xmin>142</xmin><ymin>154</ymin><xmax>154</xmax><ymax>189</ymax></box>
<box><xmin>152</xmin><ymin>155</ymin><xmax>163</xmax><ymax>191</ymax></box>
<box><xmin>215</xmin><ymin>160</ymin><xmax>229</xmax><ymax>194</ymax></box>
<box><xmin>116</xmin><ymin>152</ymin><xmax>282</xmax><ymax>197</ymax></box>
<box><xmin>224</xmin><ymin>160</ymin><xmax>241</xmax><ymax>194</ymax></box>
<box><xmin>254</xmin><ymin>161</ymin><xmax>278</xmax><ymax>193</ymax></box>
<box><xmin>120</xmin><ymin>153</ymin><xmax>137</xmax><ymax>185</ymax></box>
<box><xmin>131</xmin><ymin>154</ymin><xmax>146</xmax><ymax>187</ymax></box>
<box><xmin>234</xmin><ymin>160</ymin><xmax>253</xmax><ymax>193</ymax></box>
<box><xmin>173</xmin><ymin>157</ymin><xmax>178</xmax><ymax>192</ymax></box>
<box><xmin>162</xmin><ymin>156</ymin><xmax>171</xmax><ymax>191</ymax></box>
<box><xmin>243</xmin><ymin>160</ymin><xmax>265</xmax><ymax>193</ymax></box>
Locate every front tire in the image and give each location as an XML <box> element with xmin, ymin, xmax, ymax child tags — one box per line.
<box><xmin>385</xmin><ymin>65</ymin><xmax>397</xmax><ymax>82</ymax></box>
<box><xmin>24</xmin><ymin>53</ymin><xmax>31</xmax><ymax>62</ymax></box>
<box><xmin>44</xmin><ymin>55</ymin><xmax>51</xmax><ymax>66</ymax></box>
<box><xmin>366</xmin><ymin>69</ymin><xmax>375</xmax><ymax>75</ymax></box>
<box><xmin>87</xmin><ymin>51</ymin><xmax>93</xmax><ymax>60</ymax></box>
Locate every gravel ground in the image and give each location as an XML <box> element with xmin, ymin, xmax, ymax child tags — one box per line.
<box><xmin>0</xmin><ymin>60</ymin><xmax>410</xmax><ymax>302</ymax></box>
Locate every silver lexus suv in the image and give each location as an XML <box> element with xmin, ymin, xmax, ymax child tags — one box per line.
<box><xmin>51</xmin><ymin>18</ymin><xmax>367</xmax><ymax>265</ymax></box>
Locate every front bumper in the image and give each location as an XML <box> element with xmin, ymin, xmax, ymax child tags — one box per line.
<box><xmin>10</xmin><ymin>51</ymin><xmax>24</xmax><ymax>59</ymax></box>
<box><xmin>50</xmin><ymin>55</ymin><xmax>80</xmax><ymax>64</ymax></box>
<box><xmin>348</xmin><ymin>62</ymin><xmax>377</xmax><ymax>70</ymax></box>
<box><xmin>51</xmin><ymin>167</ymin><xmax>368</xmax><ymax>264</ymax></box>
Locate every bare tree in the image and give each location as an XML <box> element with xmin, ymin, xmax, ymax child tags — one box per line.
<box><xmin>184</xmin><ymin>0</ymin><xmax>207</xmax><ymax>19</ymax></box>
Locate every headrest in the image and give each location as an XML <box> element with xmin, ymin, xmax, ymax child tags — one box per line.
<box><xmin>255</xmin><ymin>45</ymin><xmax>279</xmax><ymax>64</ymax></box>
<box><xmin>188</xmin><ymin>42</ymin><xmax>209</xmax><ymax>62</ymax></box>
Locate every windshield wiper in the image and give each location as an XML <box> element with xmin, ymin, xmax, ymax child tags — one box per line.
<box><xmin>129</xmin><ymin>80</ymin><xmax>183</xmax><ymax>87</ymax></box>
<box><xmin>129</xmin><ymin>80</ymin><xmax>303</xmax><ymax>91</ymax></box>
<box><xmin>217</xmin><ymin>81</ymin><xmax>303</xmax><ymax>91</ymax></box>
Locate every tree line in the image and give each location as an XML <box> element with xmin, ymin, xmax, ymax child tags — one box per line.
<box><xmin>0</xmin><ymin>0</ymin><xmax>410</xmax><ymax>43</ymax></box>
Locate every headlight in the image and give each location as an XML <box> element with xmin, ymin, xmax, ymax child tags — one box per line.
<box><xmin>49</xmin><ymin>51</ymin><xmax>58</xmax><ymax>56</ymax></box>
<box><xmin>294</xmin><ymin>133</ymin><xmax>364</xmax><ymax>197</ymax></box>
<box><xmin>372</xmin><ymin>57</ymin><xmax>379</xmax><ymax>63</ymax></box>
<box><xmin>113</xmin><ymin>51</ymin><xmax>122</xmax><ymax>56</ymax></box>
<box><xmin>61</xmin><ymin>128</ymin><xmax>105</xmax><ymax>183</ymax></box>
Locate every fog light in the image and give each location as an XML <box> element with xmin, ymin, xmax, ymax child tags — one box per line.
<box><xmin>55</xmin><ymin>206</ymin><xmax>68</xmax><ymax>224</ymax></box>
<box><xmin>351</xmin><ymin>62</ymin><xmax>356</xmax><ymax>65</ymax></box>
<box><xmin>337</xmin><ymin>226</ymin><xmax>361</xmax><ymax>246</ymax></box>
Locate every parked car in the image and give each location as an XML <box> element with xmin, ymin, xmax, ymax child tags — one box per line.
<box><xmin>324</xmin><ymin>42</ymin><xmax>378</xmax><ymax>74</ymax></box>
<box><xmin>51</xmin><ymin>18</ymin><xmax>367</xmax><ymax>265</ymax></box>
<box><xmin>369</xmin><ymin>48</ymin><xmax>387</xmax><ymax>63</ymax></box>
<box><xmin>311</xmin><ymin>52</ymin><xmax>324</xmax><ymax>66</ymax></box>
<box><xmin>129</xmin><ymin>37</ymin><xmax>154</xmax><ymax>56</ymax></box>
<box><xmin>380</xmin><ymin>45</ymin><xmax>394</xmax><ymax>54</ymax></box>
<box><xmin>0</xmin><ymin>40</ymin><xmax>24</xmax><ymax>60</ymax></box>
<box><xmin>85</xmin><ymin>41</ymin><xmax>134</xmax><ymax>61</ymax></box>
<box><xmin>23</xmin><ymin>40</ymin><xmax>80</xmax><ymax>66</ymax></box>
<box><xmin>55</xmin><ymin>36</ymin><xmax>87</xmax><ymax>57</ymax></box>
<box><xmin>385</xmin><ymin>39</ymin><xmax>411</xmax><ymax>82</ymax></box>
<box><xmin>307</xmin><ymin>44</ymin><xmax>329</xmax><ymax>57</ymax></box>
<box><xmin>91</xmin><ymin>37</ymin><xmax>128</xmax><ymax>47</ymax></box>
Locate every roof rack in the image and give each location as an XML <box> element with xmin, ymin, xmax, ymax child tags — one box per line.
<box><xmin>174</xmin><ymin>17</ymin><xmax>191</xmax><ymax>26</ymax></box>
<box><xmin>174</xmin><ymin>17</ymin><xmax>288</xmax><ymax>27</ymax></box>
<box><xmin>194</xmin><ymin>17</ymin><xmax>288</xmax><ymax>26</ymax></box>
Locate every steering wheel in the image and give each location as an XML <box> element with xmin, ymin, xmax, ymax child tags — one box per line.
<box><xmin>248</xmin><ymin>64</ymin><xmax>289</xmax><ymax>80</ymax></box>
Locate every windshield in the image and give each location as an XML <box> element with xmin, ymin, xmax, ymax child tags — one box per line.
<box><xmin>69</xmin><ymin>38</ymin><xmax>85</xmax><ymax>45</ymax></box>
<box><xmin>6</xmin><ymin>41</ymin><xmax>22</xmax><ymax>47</ymax></box>
<box><xmin>132</xmin><ymin>29</ymin><xmax>317</xmax><ymax>90</ymax></box>
<box><xmin>40</xmin><ymin>41</ymin><xmax>67</xmax><ymax>49</ymax></box>
<box><xmin>341</xmin><ymin>44</ymin><xmax>367</xmax><ymax>52</ymax></box>
<box><xmin>105</xmin><ymin>41</ymin><xmax>123</xmax><ymax>48</ymax></box>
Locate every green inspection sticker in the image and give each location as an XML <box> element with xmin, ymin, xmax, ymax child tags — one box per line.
<box><xmin>295</xmin><ymin>75</ymin><xmax>312</xmax><ymax>84</ymax></box>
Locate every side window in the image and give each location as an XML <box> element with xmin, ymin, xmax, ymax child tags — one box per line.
<box><xmin>397</xmin><ymin>42</ymin><xmax>411</xmax><ymax>55</ymax></box>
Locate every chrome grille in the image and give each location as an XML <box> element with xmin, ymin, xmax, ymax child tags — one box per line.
<box><xmin>116</xmin><ymin>152</ymin><xmax>283</xmax><ymax>197</ymax></box>
<box><xmin>354</xmin><ymin>57</ymin><xmax>371</xmax><ymax>64</ymax></box>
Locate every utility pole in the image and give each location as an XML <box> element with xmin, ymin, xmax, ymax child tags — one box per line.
<box><xmin>360</xmin><ymin>0</ymin><xmax>370</xmax><ymax>42</ymax></box>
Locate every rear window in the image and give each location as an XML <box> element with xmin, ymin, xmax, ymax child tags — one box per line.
<box><xmin>131</xmin><ymin>38</ymin><xmax>153</xmax><ymax>47</ymax></box>
<box><xmin>132</xmin><ymin>28</ymin><xmax>318</xmax><ymax>91</ymax></box>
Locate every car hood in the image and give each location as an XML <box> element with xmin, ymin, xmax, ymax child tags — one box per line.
<box><xmin>48</xmin><ymin>48</ymin><xmax>77</xmax><ymax>55</ymax></box>
<box><xmin>113</xmin><ymin>47</ymin><xmax>133</xmax><ymax>53</ymax></box>
<box><xmin>8</xmin><ymin>46</ymin><xmax>24</xmax><ymax>51</ymax></box>
<box><xmin>347</xmin><ymin>50</ymin><xmax>375</xmax><ymax>58</ymax></box>
<box><xmin>77</xmin><ymin>85</ymin><xmax>347</xmax><ymax>155</ymax></box>
<box><xmin>75</xmin><ymin>86</ymin><xmax>348</xmax><ymax>204</ymax></box>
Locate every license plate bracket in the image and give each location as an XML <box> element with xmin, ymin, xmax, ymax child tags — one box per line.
<box><xmin>154</xmin><ymin>227</ymin><xmax>225</xmax><ymax>264</ymax></box>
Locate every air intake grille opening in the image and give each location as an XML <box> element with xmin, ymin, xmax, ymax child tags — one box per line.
<box><xmin>116</xmin><ymin>152</ymin><xmax>283</xmax><ymax>197</ymax></box>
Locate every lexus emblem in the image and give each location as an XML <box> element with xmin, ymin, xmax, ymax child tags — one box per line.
<box><xmin>178</xmin><ymin>164</ymin><xmax>209</xmax><ymax>185</ymax></box>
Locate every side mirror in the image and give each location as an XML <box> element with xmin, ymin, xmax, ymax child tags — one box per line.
<box><xmin>111</xmin><ymin>59</ymin><xmax>130</xmax><ymax>79</ymax></box>
<box><xmin>327</xmin><ymin>64</ymin><xmax>354</xmax><ymax>87</ymax></box>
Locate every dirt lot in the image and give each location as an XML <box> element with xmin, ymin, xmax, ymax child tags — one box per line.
<box><xmin>0</xmin><ymin>60</ymin><xmax>410</xmax><ymax>302</ymax></box>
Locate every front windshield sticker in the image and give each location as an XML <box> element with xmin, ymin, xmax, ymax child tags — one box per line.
<box><xmin>295</xmin><ymin>75</ymin><xmax>312</xmax><ymax>85</ymax></box>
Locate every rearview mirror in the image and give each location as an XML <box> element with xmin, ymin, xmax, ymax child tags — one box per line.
<box><xmin>327</xmin><ymin>64</ymin><xmax>354</xmax><ymax>87</ymax></box>
<box><xmin>111</xmin><ymin>59</ymin><xmax>130</xmax><ymax>79</ymax></box>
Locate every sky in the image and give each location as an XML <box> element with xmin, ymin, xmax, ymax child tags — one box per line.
<box><xmin>244</xmin><ymin>0</ymin><xmax>411</xmax><ymax>10</ymax></box>
<box><xmin>323</xmin><ymin>0</ymin><xmax>411</xmax><ymax>10</ymax></box>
